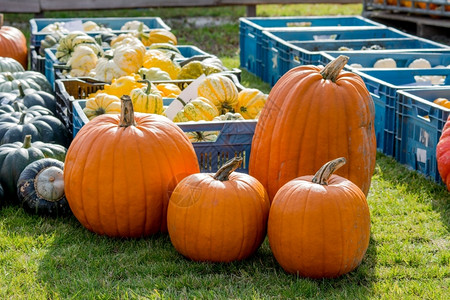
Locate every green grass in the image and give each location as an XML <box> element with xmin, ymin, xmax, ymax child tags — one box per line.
<box><xmin>1</xmin><ymin>154</ymin><xmax>448</xmax><ymax>299</ymax></box>
<box><xmin>1</xmin><ymin>4</ymin><xmax>450</xmax><ymax>299</ymax></box>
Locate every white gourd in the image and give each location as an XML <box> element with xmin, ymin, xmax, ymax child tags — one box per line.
<box><xmin>408</xmin><ymin>58</ymin><xmax>432</xmax><ymax>69</ymax></box>
<box><xmin>373</xmin><ymin>58</ymin><xmax>397</xmax><ymax>68</ymax></box>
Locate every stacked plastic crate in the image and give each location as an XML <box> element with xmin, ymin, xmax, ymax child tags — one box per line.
<box><xmin>239</xmin><ymin>15</ymin><xmax>450</xmax><ymax>183</ymax></box>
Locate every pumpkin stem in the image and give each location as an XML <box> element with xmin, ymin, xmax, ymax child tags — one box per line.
<box><xmin>18</xmin><ymin>83</ymin><xmax>25</xmax><ymax>98</ymax></box>
<box><xmin>138</xmin><ymin>79</ymin><xmax>153</xmax><ymax>94</ymax></box>
<box><xmin>13</xmin><ymin>101</ymin><xmax>22</xmax><ymax>112</ymax></box>
<box><xmin>213</xmin><ymin>156</ymin><xmax>243</xmax><ymax>181</ymax></box>
<box><xmin>311</xmin><ymin>157</ymin><xmax>346</xmax><ymax>186</ymax></box>
<box><xmin>320</xmin><ymin>55</ymin><xmax>349</xmax><ymax>82</ymax></box>
<box><xmin>119</xmin><ymin>95</ymin><xmax>136</xmax><ymax>127</ymax></box>
<box><xmin>0</xmin><ymin>14</ymin><xmax>3</xmax><ymax>28</ymax></box>
<box><xmin>19</xmin><ymin>112</ymin><xmax>27</xmax><ymax>125</ymax></box>
<box><xmin>23</xmin><ymin>135</ymin><xmax>32</xmax><ymax>149</ymax></box>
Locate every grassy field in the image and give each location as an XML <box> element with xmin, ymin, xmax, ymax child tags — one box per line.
<box><xmin>1</xmin><ymin>4</ymin><xmax>450</xmax><ymax>299</ymax></box>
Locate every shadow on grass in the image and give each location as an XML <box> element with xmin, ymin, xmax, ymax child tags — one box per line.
<box><xmin>0</xmin><ymin>210</ymin><xmax>378</xmax><ymax>298</ymax></box>
<box><xmin>374</xmin><ymin>152</ymin><xmax>450</xmax><ymax>231</ymax></box>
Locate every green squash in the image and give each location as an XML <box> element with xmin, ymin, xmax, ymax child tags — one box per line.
<box><xmin>0</xmin><ymin>182</ymin><xmax>3</xmax><ymax>203</ymax></box>
<box><xmin>0</xmin><ymin>113</ymin><xmax>70</xmax><ymax>147</ymax></box>
<box><xmin>177</xmin><ymin>61</ymin><xmax>222</xmax><ymax>80</ymax></box>
<box><xmin>0</xmin><ymin>103</ymin><xmax>53</xmax><ymax>121</ymax></box>
<box><xmin>0</xmin><ymin>135</ymin><xmax>66</xmax><ymax>203</ymax></box>
<box><xmin>17</xmin><ymin>158</ymin><xmax>71</xmax><ymax>216</ymax></box>
<box><xmin>0</xmin><ymin>71</ymin><xmax>52</xmax><ymax>93</ymax></box>
<box><xmin>0</xmin><ymin>57</ymin><xmax>25</xmax><ymax>73</ymax></box>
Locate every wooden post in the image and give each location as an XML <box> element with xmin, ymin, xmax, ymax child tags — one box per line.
<box><xmin>246</xmin><ymin>5</ymin><xmax>256</xmax><ymax>17</ymax></box>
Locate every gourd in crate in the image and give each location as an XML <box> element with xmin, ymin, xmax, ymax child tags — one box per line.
<box><xmin>249</xmin><ymin>55</ymin><xmax>376</xmax><ymax>200</ymax></box>
<box><xmin>64</xmin><ymin>95</ymin><xmax>199</xmax><ymax>237</ymax></box>
<box><xmin>268</xmin><ymin>158</ymin><xmax>371</xmax><ymax>278</ymax></box>
<box><xmin>197</xmin><ymin>74</ymin><xmax>239</xmax><ymax>115</ymax></box>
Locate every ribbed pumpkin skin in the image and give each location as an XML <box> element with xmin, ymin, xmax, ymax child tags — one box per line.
<box><xmin>268</xmin><ymin>174</ymin><xmax>370</xmax><ymax>278</ymax></box>
<box><xmin>167</xmin><ymin>172</ymin><xmax>270</xmax><ymax>262</ymax></box>
<box><xmin>197</xmin><ymin>75</ymin><xmax>239</xmax><ymax>114</ymax></box>
<box><xmin>249</xmin><ymin>64</ymin><xmax>376</xmax><ymax>199</ymax></box>
<box><xmin>64</xmin><ymin>112</ymin><xmax>200</xmax><ymax>237</ymax></box>
<box><xmin>0</xmin><ymin>21</ymin><xmax>28</xmax><ymax>69</ymax></box>
<box><xmin>437</xmin><ymin>115</ymin><xmax>450</xmax><ymax>190</ymax></box>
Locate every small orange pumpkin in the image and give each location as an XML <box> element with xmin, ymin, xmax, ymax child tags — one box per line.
<box><xmin>268</xmin><ymin>157</ymin><xmax>371</xmax><ymax>278</ymax></box>
<box><xmin>167</xmin><ymin>157</ymin><xmax>270</xmax><ymax>262</ymax></box>
<box><xmin>0</xmin><ymin>14</ymin><xmax>27</xmax><ymax>69</ymax></box>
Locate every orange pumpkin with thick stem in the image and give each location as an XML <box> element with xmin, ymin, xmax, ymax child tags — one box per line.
<box><xmin>0</xmin><ymin>14</ymin><xmax>27</xmax><ymax>69</ymax></box>
<box><xmin>268</xmin><ymin>157</ymin><xmax>371</xmax><ymax>278</ymax></box>
<box><xmin>167</xmin><ymin>157</ymin><xmax>270</xmax><ymax>262</ymax></box>
<box><xmin>64</xmin><ymin>95</ymin><xmax>199</xmax><ymax>237</ymax></box>
<box><xmin>249</xmin><ymin>55</ymin><xmax>376</xmax><ymax>200</ymax></box>
<box><xmin>437</xmin><ymin>115</ymin><xmax>450</xmax><ymax>191</ymax></box>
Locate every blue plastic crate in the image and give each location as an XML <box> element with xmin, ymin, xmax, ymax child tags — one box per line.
<box><xmin>30</xmin><ymin>17</ymin><xmax>170</xmax><ymax>48</ymax></box>
<box><xmin>262</xmin><ymin>29</ymin><xmax>449</xmax><ymax>87</ymax></box>
<box><xmin>239</xmin><ymin>15</ymin><xmax>385</xmax><ymax>77</ymax></box>
<box><xmin>321</xmin><ymin>49</ymin><xmax>450</xmax><ymax>71</ymax></box>
<box><xmin>72</xmin><ymin>100</ymin><xmax>256</xmax><ymax>174</ymax></box>
<box><xmin>45</xmin><ymin>45</ymin><xmax>209</xmax><ymax>89</ymax></box>
<box><xmin>354</xmin><ymin>68</ymin><xmax>450</xmax><ymax>157</ymax></box>
<box><xmin>396</xmin><ymin>87</ymin><xmax>450</xmax><ymax>182</ymax></box>
<box><xmin>260</xmin><ymin>27</ymin><xmax>411</xmax><ymax>85</ymax></box>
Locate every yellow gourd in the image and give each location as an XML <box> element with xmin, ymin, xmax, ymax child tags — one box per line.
<box><xmin>173</xmin><ymin>97</ymin><xmax>219</xmax><ymax>122</ymax></box>
<box><xmin>130</xmin><ymin>80</ymin><xmax>164</xmax><ymax>114</ymax></box>
<box><xmin>83</xmin><ymin>93</ymin><xmax>121</xmax><ymax>120</ymax></box>
<box><xmin>234</xmin><ymin>88</ymin><xmax>268</xmax><ymax>120</ymax></box>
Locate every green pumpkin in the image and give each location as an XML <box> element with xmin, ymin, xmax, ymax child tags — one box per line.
<box><xmin>0</xmin><ymin>57</ymin><xmax>25</xmax><ymax>73</ymax></box>
<box><xmin>0</xmin><ymin>113</ymin><xmax>69</xmax><ymax>147</ymax></box>
<box><xmin>0</xmin><ymin>182</ymin><xmax>4</xmax><ymax>203</ymax></box>
<box><xmin>0</xmin><ymin>85</ymin><xmax>56</xmax><ymax>113</ymax></box>
<box><xmin>0</xmin><ymin>103</ymin><xmax>53</xmax><ymax>121</ymax></box>
<box><xmin>0</xmin><ymin>71</ymin><xmax>52</xmax><ymax>93</ymax></box>
<box><xmin>0</xmin><ymin>135</ymin><xmax>66</xmax><ymax>203</ymax></box>
<box><xmin>17</xmin><ymin>158</ymin><xmax>71</xmax><ymax>216</ymax></box>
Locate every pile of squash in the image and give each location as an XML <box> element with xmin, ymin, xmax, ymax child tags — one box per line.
<box><xmin>0</xmin><ymin>56</ymin><xmax>71</xmax><ymax>216</ymax></box>
<box><xmin>44</xmin><ymin>26</ymin><xmax>236</xmax><ymax>84</ymax></box>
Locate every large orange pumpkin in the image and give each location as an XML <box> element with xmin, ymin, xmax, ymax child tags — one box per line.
<box><xmin>249</xmin><ymin>55</ymin><xmax>376</xmax><ymax>200</ymax></box>
<box><xmin>268</xmin><ymin>158</ymin><xmax>371</xmax><ymax>278</ymax></box>
<box><xmin>0</xmin><ymin>14</ymin><xmax>27</xmax><ymax>69</ymax></box>
<box><xmin>167</xmin><ymin>157</ymin><xmax>270</xmax><ymax>262</ymax></box>
<box><xmin>64</xmin><ymin>95</ymin><xmax>200</xmax><ymax>237</ymax></box>
<box><xmin>437</xmin><ymin>115</ymin><xmax>450</xmax><ymax>191</ymax></box>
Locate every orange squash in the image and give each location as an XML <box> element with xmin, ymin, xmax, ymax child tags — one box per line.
<box><xmin>268</xmin><ymin>158</ymin><xmax>371</xmax><ymax>278</ymax></box>
<box><xmin>0</xmin><ymin>14</ymin><xmax>27</xmax><ymax>69</ymax></box>
<box><xmin>64</xmin><ymin>95</ymin><xmax>199</xmax><ymax>237</ymax></box>
<box><xmin>167</xmin><ymin>157</ymin><xmax>270</xmax><ymax>262</ymax></box>
<box><xmin>249</xmin><ymin>55</ymin><xmax>376</xmax><ymax>200</ymax></box>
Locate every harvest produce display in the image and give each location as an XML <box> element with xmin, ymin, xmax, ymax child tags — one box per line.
<box><xmin>0</xmin><ymin>13</ymin><xmax>448</xmax><ymax>291</ymax></box>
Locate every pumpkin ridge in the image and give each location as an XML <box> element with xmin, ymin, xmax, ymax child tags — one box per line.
<box><xmin>66</xmin><ymin>122</ymin><xmax>110</xmax><ymax>232</ymax></box>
